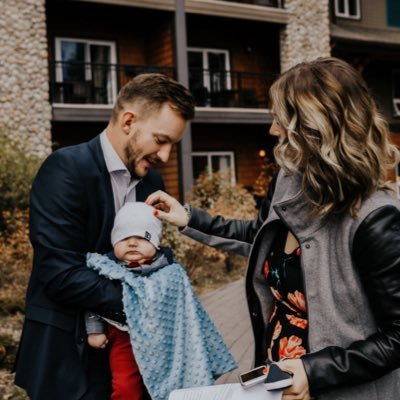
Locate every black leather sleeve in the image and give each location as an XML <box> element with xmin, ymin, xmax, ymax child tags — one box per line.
<box><xmin>301</xmin><ymin>205</ymin><xmax>400</xmax><ymax>394</ymax></box>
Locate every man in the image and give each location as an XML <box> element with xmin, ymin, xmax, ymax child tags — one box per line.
<box><xmin>14</xmin><ymin>73</ymin><xmax>195</xmax><ymax>400</ymax></box>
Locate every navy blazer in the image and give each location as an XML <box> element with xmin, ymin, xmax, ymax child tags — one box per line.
<box><xmin>14</xmin><ymin>135</ymin><xmax>165</xmax><ymax>400</ymax></box>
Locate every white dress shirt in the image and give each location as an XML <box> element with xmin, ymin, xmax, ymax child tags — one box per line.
<box><xmin>100</xmin><ymin>130</ymin><xmax>140</xmax><ymax>212</ymax></box>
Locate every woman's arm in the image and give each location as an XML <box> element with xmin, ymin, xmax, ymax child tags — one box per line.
<box><xmin>146</xmin><ymin>174</ymin><xmax>277</xmax><ymax>256</ymax></box>
<box><xmin>300</xmin><ymin>205</ymin><xmax>400</xmax><ymax>394</ymax></box>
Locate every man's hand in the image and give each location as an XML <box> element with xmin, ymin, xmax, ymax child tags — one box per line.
<box><xmin>278</xmin><ymin>359</ymin><xmax>311</xmax><ymax>400</ymax></box>
<box><xmin>146</xmin><ymin>190</ymin><xmax>189</xmax><ymax>227</ymax></box>
<box><xmin>88</xmin><ymin>333</ymin><xmax>109</xmax><ymax>349</ymax></box>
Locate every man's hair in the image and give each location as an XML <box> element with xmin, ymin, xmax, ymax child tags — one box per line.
<box><xmin>112</xmin><ymin>73</ymin><xmax>195</xmax><ymax>122</ymax></box>
<box><xmin>270</xmin><ymin>57</ymin><xmax>398</xmax><ymax>217</ymax></box>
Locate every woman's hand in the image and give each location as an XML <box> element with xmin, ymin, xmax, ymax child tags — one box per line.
<box><xmin>146</xmin><ymin>190</ymin><xmax>189</xmax><ymax>227</ymax></box>
<box><xmin>278</xmin><ymin>359</ymin><xmax>311</xmax><ymax>400</ymax></box>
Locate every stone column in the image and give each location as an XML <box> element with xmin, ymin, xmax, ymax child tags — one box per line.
<box><xmin>280</xmin><ymin>0</ymin><xmax>331</xmax><ymax>72</ymax></box>
<box><xmin>0</xmin><ymin>0</ymin><xmax>52</xmax><ymax>158</ymax></box>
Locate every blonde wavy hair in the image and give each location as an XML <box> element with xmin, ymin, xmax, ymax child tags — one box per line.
<box><xmin>270</xmin><ymin>57</ymin><xmax>398</xmax><ymax>217</ymax></box>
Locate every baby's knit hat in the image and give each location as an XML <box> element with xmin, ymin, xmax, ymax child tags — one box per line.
<box><xmin>111</xmin><ymin>202</ymin><xmax>162</xmax><ymax>249</ymax></box>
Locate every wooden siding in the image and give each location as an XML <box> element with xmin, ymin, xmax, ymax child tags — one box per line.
<box><xmin>187</xmin><ymin>14</ymin><xmax>280</xmax><ymax>75</ymax></box>
<box><xmin>191</xmin><ymin>123</ymin><xmax>276</xmax><ymax>189</ymax></box>
<box><xmin>47</xmin><ymin>1</ymin><xmax>175</xmax><ymax>86</ymax></box>
<box><xmin>154</xmin><ymin>144</ymin><xmax>180</xmax><ymax>199</ymax></box>
<box><xmin>146</xmin><ymin>21</ymin><xmax>175</xmax><ymax>66</ymax></box>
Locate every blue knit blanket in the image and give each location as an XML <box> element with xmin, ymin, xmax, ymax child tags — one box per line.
<box><xmin>86</xmin><ymin>253</ymin><xmax>237</xmax><ymax>400</ymax></box>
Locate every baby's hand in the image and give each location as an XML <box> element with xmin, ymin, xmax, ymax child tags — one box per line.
<box><xmin>88</xmin><ymin>333</ymin><xmax>108</xmax><ymax>349</ymax></box>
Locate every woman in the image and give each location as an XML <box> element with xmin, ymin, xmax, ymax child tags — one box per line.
<box><xmin>146</xmin><ymin>57</ymin><xmax>400</xmax><ymax>400</ymax></box>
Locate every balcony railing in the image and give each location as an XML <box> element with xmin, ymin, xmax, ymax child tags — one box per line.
<box><xmin>189</xmin><ymin>68</ymin><xmax>277</xmax><ymax>108</ymax></box>
<box><xmin>49</xmin><ymin>61</ymin><xmax>175</xmax><ymax>105</ymax></box>
<box><xmin>49</xmin><ymin>61</ymin><xmax>276</xmax><ymax>109</ymax></box>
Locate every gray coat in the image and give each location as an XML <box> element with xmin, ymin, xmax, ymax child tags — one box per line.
<box><xmin>183</xmin><ymin>170</ymin><xmax>400</xmax><ymax>400</ymax></box>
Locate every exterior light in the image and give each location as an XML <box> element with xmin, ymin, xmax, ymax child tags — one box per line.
<box><xmin>258</xmin><ymin>149</ymin><xmax>266</xmax><ymax>158</ymax></box>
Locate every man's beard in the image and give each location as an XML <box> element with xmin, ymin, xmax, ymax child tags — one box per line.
<box><xmin>124</xmin><ymin>136</ymin><xmax>141</xmax><ymax>178</ymax></box>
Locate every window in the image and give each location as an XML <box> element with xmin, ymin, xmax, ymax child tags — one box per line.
<box><xmin>393</xmin><ymin>70</ymin><xmax>400</xmax><ymax>116</ymax></box>
<box><xmin>334</xmin><ymin>0</ymin><xmax>360</xmax><ymax>19</ymax></box>
<box><xmin>192</xmin><ymin>151</ymin><xmax>236</xmax><ymax>184</ymax></box>
<box><xmin>387</xmin><ymin>0</ymin><xmax>400</xmax><ymax>27</ymax></box>
<box><xmin>396</xmin><ymin>163</ymin><xmax>400</xmax><ymax>199</ymax></box>
<box><xmin>188</xmin><ymin>48</ymin><xmax>231</xmax><ymax>95</ymax></box>
<box><xmin>54</xmin><ymin>37</ymin><xmax>117</xmax><ymax>104</ymax></box>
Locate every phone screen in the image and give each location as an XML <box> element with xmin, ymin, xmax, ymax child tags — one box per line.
<box><xmin>240</xmin><ymin>366</ymin><xmax>266</xmax><ymax>382</ymax></box>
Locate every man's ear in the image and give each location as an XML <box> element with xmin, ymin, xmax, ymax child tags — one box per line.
<box><xmin>121</xmin><ymin>111</ymin><xmax>138</xmax><ymax>135</ymax></box>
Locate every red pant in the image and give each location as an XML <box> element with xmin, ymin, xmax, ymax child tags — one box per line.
<box><xmin>108</xmin><ymin>324</ymin><xmax>146</xmax><ymax>400</ymax></box>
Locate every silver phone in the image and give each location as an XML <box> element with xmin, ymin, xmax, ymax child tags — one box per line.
<box><xmin>238</xmin><ymin>365</ymin><xmax>268</xmax><ymax>388</ymax></box>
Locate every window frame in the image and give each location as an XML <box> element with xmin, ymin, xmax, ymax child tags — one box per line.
<box><xmin>188</xmin><ymin>47</ymin><xmax>232</xmax><ymax>91</ymax></box>
<box><xmin>392</xmin><ymin>69</ymin><xmax>400</xmax><ymax>117</ymax></box>
<box><xmin>334</xmin><ymin>0</ymin><xmax>361</xmax><ymax>20</ymax></box>
<box><xmin>387</xmin><ymin>0</ymin><xmax>400</xmax><ymax>28</ymax></box>
<box><xmin>395</xmin><ymin>164</ymin><xmax>400</xmax><ymax>199</ymax></box>
<box><xmin>54</xmin><ymin>37</ymin><xmax>118</xmax><ymax>105</ymax></box>
<box><xmin>192</xmin><ymin>150</ymin><xmax>236</xmax><ymax>185</ymax></box>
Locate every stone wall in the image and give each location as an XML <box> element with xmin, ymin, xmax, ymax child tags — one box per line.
<box><xmin>0</xmin><ymin>0</ymin><xmax>52</xmax><ymax>158</ymax></box>
<box><xmin>280</xmin><ymin>0</ymin><xmax>331</xmax><ymax>72</ymax></box>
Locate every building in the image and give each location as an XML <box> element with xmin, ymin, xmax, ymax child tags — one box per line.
<box><xmin>329</xmin><ymin>0</ymin><xmax>400</xmax><ymax>193</ymax></box>
<box><xmin>46</xmin><ymin>0</ymin><xmax>290</xmax><ymax>199</ymax></box>
<box><xmin>0</xmin><ymin>0</ymin><xmax>331</xmax><ymax>200</ymax></box>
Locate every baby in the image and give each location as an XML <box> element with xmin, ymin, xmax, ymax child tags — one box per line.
<box><xmin>85</xmin><ymin>202</ymin><xmax>169</xmax><ymax>400</ymax></box>
<box><xmin>85</xmin><ymin>202</ymin><xmax>236</xmax><ymax>400</ymax></box>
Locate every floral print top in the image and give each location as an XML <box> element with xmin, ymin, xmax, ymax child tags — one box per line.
<box><xmin>264</xmin><ymin>226</ymin><xmax>309</xmax><ymax>362</ymax></box>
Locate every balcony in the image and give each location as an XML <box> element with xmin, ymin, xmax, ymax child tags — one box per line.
<box><xmin>49</xmin><ymin>61</ymin><xmax>175</xmax><ymax>106</ymax></box>
<box><xmin>49</xmin><ymin>61</ymin><xmax>274</xmax><ymax>123</ymax></box>
<box><xmin>189</xmin><ymin>68</ymin><xmax>276</xmax><ymax>109</ymax></box>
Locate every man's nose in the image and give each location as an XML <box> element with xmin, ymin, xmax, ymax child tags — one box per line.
<box><xmin>157</xmin><ymin>144</ymin><xmax>172</xmax><ymax>163</ymax></box>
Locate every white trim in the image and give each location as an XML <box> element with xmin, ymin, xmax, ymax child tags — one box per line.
<box><xmin>75</xmin><ymin>0</ymin><xmax>290</xmax><ymax>24</ymax></box>
<box><xmin>393</xmin><ymin>99</ymin><xmax>400</xmax><ymax>117</ymax></box>
<box><xmin>188</xmin><ymin>47</ymin><xmax>231</xmax><ymax>91</ymax></box>
<box><xmin>334</xmin><ymin>0</ymin><xmax>361</xmax><ymax>20</ymax></box>
<box><xmin>54</xmin><ymin>37</ymin><xmax>118</xmax><ymax>104</ymax></box>
<box><xmin>196</xmin><ymin>106</ymin><xmax>271</xmax><ymax>113</ymax></box>
<box><xmin>192</xmin><ymin>150</ymin><xmax>236</xmax><ymax>184</ymax></box>
<box><xmin>52</xmin><ymin>103</ymin><xmax>113</xmax><ymax>109</ymax></box>
<box><xmin>396</xmin><ymin>164</ymin><xmax>400</xmax><ymax>199</ymax></box>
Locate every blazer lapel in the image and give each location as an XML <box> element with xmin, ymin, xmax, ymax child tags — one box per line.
<box><xmin>136</xmin><ymin>180</ymin><xmax>145</xmax><ymax>202</ymax></box>
<box><xmin>88</xmin><ymin>135</ymin><xmax>115</xmax><ymax>252</ymax></box>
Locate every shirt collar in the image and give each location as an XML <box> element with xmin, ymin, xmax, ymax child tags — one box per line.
<box><xmin>100</xmin><ymin>130</ymin><xmax>128</xmax><ymax>173</ymax></box>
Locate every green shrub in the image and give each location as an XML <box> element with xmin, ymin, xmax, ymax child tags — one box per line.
<box><xmin>161</xmin><ymin>172</ymin><xmax>258</xmax><ymax>292</ymax></box>
<box><xmin>0</xmin><ymin>210</ymin><xmax>31</xmax><ymax>316</ymax></box>
<box><xmin>0</xmin><ymin>133</ymin><xmax>42</xmax><ymax>216</ymax></box>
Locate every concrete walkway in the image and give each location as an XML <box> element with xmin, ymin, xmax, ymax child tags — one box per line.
<box><xmin>199</xmin><ymin>278</ymin><xmax>254</xmax><ymax>384</ymax></box>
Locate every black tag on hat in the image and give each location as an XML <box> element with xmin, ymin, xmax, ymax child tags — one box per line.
<box><xmin>145</xmin><ymin>231</ymin><xmax>151</xmax><ymax>241</ymax></box>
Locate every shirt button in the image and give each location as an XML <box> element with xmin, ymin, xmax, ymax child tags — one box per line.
<box><xmin>305</xmin><ymin>244</ymin><xmax>311</xmax><ymax>249</ymax></box>
<box><xmin>282</xmin><ymin>206</ymin><xmax>287</xmax><ymax>211</ymax></box>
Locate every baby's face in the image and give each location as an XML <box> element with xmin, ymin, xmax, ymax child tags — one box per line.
<box><xmin>114</xmin><ymin>235</ymin><xmax>157</xmax><ymax>264</ymax></box>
